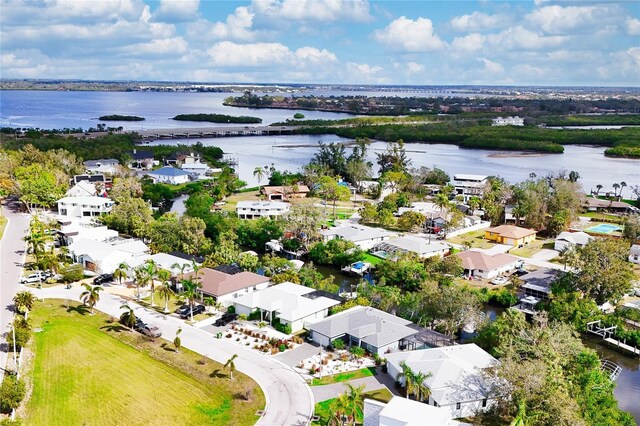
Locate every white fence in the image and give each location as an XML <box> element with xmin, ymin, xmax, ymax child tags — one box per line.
<box><xmin>445</xmin><ymin>221</ymin><xmax>492</xmax><ymax>238</ymax></box>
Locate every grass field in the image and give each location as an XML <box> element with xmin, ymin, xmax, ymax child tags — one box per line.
<box><xmin>447</xmin><ymin>229</ymin><xmax>495</xmax><ymax>249</ymax></box>
<box><xmin>362</xmin><ymin>253</ymin><xmax>383</xmax><ymax>266</ymax></box>
<box><xmin>23</xmin><ymin>300</ymin><xmax>264</xmax><ymax>426</ymax></box>
<box><xmin>312</xmin><ymin>388</ymin><xmax>393</xmax><ymax>424</ymax></box>
<box><xmin>507</xmin><ymin>238</ymin><xmax>553</xmax><ymax>258</ymax></box>
<box><xmin>311</xmin><ymin>367</ymin><xmax>377</xmax><ymax>386</ymax></box>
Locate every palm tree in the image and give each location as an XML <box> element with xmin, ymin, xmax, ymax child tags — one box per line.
<box><xmin>595</xmin><ymin>184</ymin><xmax>603</xmax><ymax>196</ymax></box>
<box><xmin>143</xmin><ymin>259</ymin><xmax>158</xmax><ymax>307</ymax></box>
<box><xmin>612</xmin><ymin>183</ymin><xmax>620</xmax><ymax>198</ymax></box>
<box><xmin>204</xmin><ymin>296</ymin><xmax>215</xmax><ymax>314</ymax></box>
<box><xmin>434</xmin><ymin>192</ymin><xmax>450</xmax><ymax>214</ymax></box>
<box><xmin>80</xmin><ymin>284</ymin><xmax>103</xmax><ymax>314</ymax></box>
<box><xmin>344</xmin><ymin>383</ymin><xmax>365</xmax><ymax>422</ymax></box>
<box><xmin>156</xmin><ymin>269</ymin><xmax>174</xmax><ymax>313</ymax></box>
<box><xmin>38</xmin><ymin>249</ymin><xmax>60</xmax><ymax>274</ymax></box>
<box><xmin>133</xmin><ymin>266</ymin><xmax>147</xmax><ymax>301</ymax></box>
<box><xmin>119</xmin><ymin>304</ymin><xmax>137</xmax><ymax>329</ymax></box>
<box><xmin>180</xmin><ymin>279</ymin><xmax>201</xmax><ymax>321</ymax></box>
<box><xmin>171</xmin><ymin>262</ymin><xmax>189</xmax><ymax>282</ymax></box>
<box><xmin>328</xmin><ymin>392</ymin><xmax>353</xmax><ymax>426</ymax></box>
<box><xmin>619</xmin><ymin>181</ymin><xmax>627</xmax><ymax>199</ymax></box>
<box><xmin>397</xmin><ymin>361</ymin><xmax>431</xmax><ymax>401</ymax></box>
<box><xmin>412</xmin><ymin>371</ymin><xmax>432</xmax><ymax>402</ymax></box>
<box><xmin>13</xmin><ymin>291</ymin><xmax>36</xmax><ymax>319</ymax></box>
<box><xmin>224</xmin><ymin>354</ymin><xmax>238</xmax><ymax>380</ymax></box>
<box><xmin>253</xmin><ymin>166</ymin><xmax>265</xmax><ymax>184</ymax></box>
<box><xmin>113</xmin><ymin>262</ymin><xmax>129</xmax><ymax>285</ymax></box>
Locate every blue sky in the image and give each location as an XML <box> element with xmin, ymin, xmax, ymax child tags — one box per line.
<box><xmin>1</xmin><ymin>0</ymin><xmax>638</xmax><ymax>86</ymax></box>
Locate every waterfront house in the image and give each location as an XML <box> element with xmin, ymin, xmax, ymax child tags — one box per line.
<box><xmin>72</xmin><ymin>174</ymin><xmax>112</xmax><ymax>190</ymax></box>
<box><xmin>485</xmin><ymin>225</ymin><xmax>536</xmax><ymax>247</ymax></box>
<box><xmin>453</xmin><ymin>174</ymin><xmax>487</xmax><ymax>202</ymax></box>
<box><xmin>236</xmin><ymin>201</ymin><xmax>290</xmax><ymax>219</ymax></box>
<box><xmin>320</xmin><ymin>223</ymin><xmax>396</xmax><ymax>250</ymax></box>
<box><xmin>386</xmin><ymin>344</ymin><xmax>499</xmax><ymax>418</ymax></box>
<box><xmin>183</xmin><ymin>267</ymin><xmax>270</xmax><ymax>307</ymax></box>
<box><xmin>583</xmin><ymin>198</ymin><xmax>638</xmax><ymax>214</ymax></box>
<box><xmin>554</xmin><ymin>231</ymin><xmax>593</xmax><ymax>252</ymax></box>
<box><xmin>68</xmin><ymin>237</ymin><xmax>149</xmax><ymax>274</ymax></box>
<box><xmin>129</xmin><ymin>149</ymin><xmax>155</xmax><ymax>169</ymax></box>
<box><xmin>363</xmin><ymin>396</ymin><xmax>454</xmax><ymax>426</ymax></box>
<box><xmin>65</xmin><ymin>180</ymin><xmax>98</xmax><ymax>197</ymax></box>
<box><xmin>514</xmin><ymin>268</ymin><xmax>564</xmax><ymax>314</ymax></box>
<box><xmin>307</xmin><ymin>306</ymin><xmax>419</xmax><ymax>355</ymax></box>
<box><xmin>57</xmin><ymin>196</ymin><xmax>114</xmax><ymax>218</ymax></box>
<box><xmin>57</xmin><ymin>218</ymin><xmax>118</xmax><ymax>246</ymax></box>
<box><xmin>261</xmin><ymin>185</ymin><xmax>310</xmax><ymax>201</ymax></box>
<box><xmin>146</xmin><ymin>166</ymin><xmax>191</xmax><ymax>185</ymax></box>
<box><xmin>457</xmin><ymin>250</ymin><xmax>520</xmax><ymax>279</ymax></box>
<box><xmin>233</xmin><ymin>282</ymin><xmax>341</xmax><ymax>333</ymax></box>
<box><xmin>492</xmin><ymin>116</ymin><xmax>524</xmax><ymax>126</ymax></box>
<box><xmin>83</xmin><ymin>159</ymin><xmax>119</xmax><ymax>175</ymax></box>
<box><xmin>630</xmin><ymin>245</ymin><xmax>640</xmax><ymax>264</ymax></box>
<box><xmin>372</xmin><ymin>236</ymin><xmax>450</xmax><ymax>259</ymax></box>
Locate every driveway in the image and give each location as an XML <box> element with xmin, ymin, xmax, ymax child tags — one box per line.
<box><xmin>0</xmin><ymin>202</ymin><xmax>30</xmax><ymax>381</ymax></box>
<box><xmin>311</xmin><ymin>368</ymin><xmax>401</xmax><ymax>402</ymax></box>
<box><xmin>276</xmin><ymin>342</ymin><xmax>322</xmax><ymax>368</ymax></box>
<box><xmin>532</xmin><ymin>249</ymin><xmax>560</xmax><ymax>261</ymax></box>
<box><xmin>34</xmin><ymin>286</ymin><xmax>314</xmax><ymax>426</ymax></box>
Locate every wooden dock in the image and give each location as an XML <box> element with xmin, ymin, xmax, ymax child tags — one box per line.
<box><xmin>603</xmin><ymin>337</ymin><xmax>640</xmax><ymax>357</ymax></box>
<box><xmin>587</xmin><ymin>320</ymin><xmax>640</xmax><ymax>358</ymax></box>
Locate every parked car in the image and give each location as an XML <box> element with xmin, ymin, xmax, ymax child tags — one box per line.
<box><xmin>19</xmin><ymin>272</ymin><xmax>46</xmax><ymax>283</ymax></box>
<box><xmin>134</xmin><ymin>318</ymin><xmax>162</xmax><ymax>338</ymax></box>
<box><xmin>214</xmin><ymin>312</ymin><xmax>238</xmax><ymax>327</ymax></box>
<box><xmin>179</xmin><ymin>304</ymin><xmax>205</xmax><ymax>319</ymax></box>
<box><xmin>175</xmin><ymin>304</ymin><xmax>190</xmax><ymax>317</ymax></box>
<box><xmin>515</xmin><ymin>260</ymin><xmax>525</xmax><ymax>269</ymax></box>
<box><xmin>93</xmin><ymin>273</ymin><xmax>114</xmax><ymax>285</ymax></box>
<box><xmin>514</xmin><ymin>268</ymin><xmax>529</xmax><ymax>277</ymax></box>
<box><xmin>491</xmin><ymin>276</ymin><xmax>509</xmax><ymax>285</ymax></box>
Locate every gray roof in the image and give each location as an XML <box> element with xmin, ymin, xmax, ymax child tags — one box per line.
<box><xmin>148</xmin><ymin>166</ymin><xmax>191</xmax><ymax>177</ymax></box>
<box><xmin>520</xmin><ymin>268</ymin><xmax>564</xmax><ymax>293</ymax></box>
<box><xmin>378</xmin><ymin>236</ymin><xmax>449</xmax><ymax>255</ymax></box>
<box><xmin>83</xmin><ymin>159</ymin><xmax>119</xmax><ymax>167</ymax></box>
<box><xmin>630</xmin><ymin>245</ymin><xmax>640</xmax><ymax>255</ymax></box>
<box><xmin>321</xmin><ymin>224</ymin><xmax>394</xmax><ymax>243</ymax></box>
<box><xmin>555</xmin><ymin>231</ymin><xmax>593</xmax><ymax>246</ymax></box>
<box><xmin>308</xmin><ymin>306</ymin><xmax>417</xmax><ymax>348</ymax></box>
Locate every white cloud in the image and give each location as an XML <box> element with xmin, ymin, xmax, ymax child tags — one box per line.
<box><xmin>626</xmin><ymin>18</ymin><xmax>640</xmax><ymax>36</ymax></box>
<box><xmin>372</xmin><ymin>17</ymin><xmax>446</xmax><ymax>52</ymax></box>
<box><xmin>451</xmin><ymin>33</ymin><xmax>485</xmax><ymax>53</ymax></box>
<box><xmin>153</xmin><ymin>0</ymin><xmax>200</xmax><ymax>22</ymax></box>
<box><xmin>251</xmin><ymin>0</ymin><xmax>371</xmax><ymax>23</ymax></box>
<box><xmin>526</xmin><ymin>5</ymin><xmax>623</xmax><ymax>35</ymax></box>
<box><xmin>450</xmin><ymin>12</ymin><xmax>506</xmax><ymax>32</ymax></box>
<box><xmin>0</xmin><ymin>0</ymin><xmax>146</xmax><ymax>24</ymax></box>
<box><xmin>478</xmin><ymin>58</ymin><xmax>504</xmax><ymax>74</ymax></box>
<box><xmin>207</xmin><ymin>6</ymin><xmax>256</xmax><ymax>41</ymax></box>
<box><xmin>486</xmin><ymin>26</ymin><xmax>567</xmax><ymax>50</ymax></box>
<box><xmin>207</xmin><ymin>41</ymin><xmax>337</xmax><ymax>69</ymax></box>
<box><xmin>129</xmin><ymin>37</ymin><xmax>189</xmax><ymax>55</ymax></box>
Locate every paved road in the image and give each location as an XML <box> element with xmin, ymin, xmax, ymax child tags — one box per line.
<box><xmin>0</xmin><ymin>204</ymin><xmax>30</xmax><ymax>381</ymax></box>
<box><xmin>34</xmin><ymin>286</ymin><xmax>314</xmax><ymax>426</ymax></box>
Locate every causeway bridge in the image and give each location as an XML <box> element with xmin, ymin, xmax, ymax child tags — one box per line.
<box><xmin>132</xmin><ymin>125</ymin><xmax>300</xmax><ymax>140</ymax></box>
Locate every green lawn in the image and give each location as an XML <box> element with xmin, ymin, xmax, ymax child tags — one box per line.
<box><xmin>362</xmin><ymin>253</ymin><xmax>383</xmax><ymax>266</ymax></box>
<box><xmin>507</xmin><ymin>237</ymin><xmax>552</xmax><ymax>258</ymax></box>
<box><xmin>0</xmin><ymin>215</ymin><xmax>7</xmax><ymax>239</ymax></box>
<box><xmin>23</xmin><ymin>300</ymin><xmax>264</xmax><ymax>426</ymax></box>
<box><xmin>447</xmin><ymin>229</ymin><xmax>495</xmax><ymax>249</ymax></box>
<box><xmin>311</xmin><ymin>367</ymin><xmax>377</xmax><ymax>386</ymax></box>
<box><xmin>313</xmin><ymin>388</ymin><xmax>394</xmax><ymax>425</ymax></box>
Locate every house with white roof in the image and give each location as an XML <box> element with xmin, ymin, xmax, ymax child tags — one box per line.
<box><xmin>372</xmin><ymin>236</ymin><xmax>450</xmax><ymax>259</ymax></box>
<box><xmin>629</xmin><ymin>245</ymin><xmax>640</xmax><ymax>265</ymax></box>
<box><xmin>307</xmin><ymin>306</ymin><xmax>419</xmax><ymax>355</ymax></box>
<box><xmin>386</xmin><ymin>344</ymin><xmax>499</xmax><ymax>419</ymax></box>
<box><xmin>456</xmin><ymin>249</ymin><xmax>520</xmax><ymax>279</ymax></box>
<box><xmin>180</xmin><ymin>161</ymin><xmax>217</xmax><ymax>179</ymax></box>
<box><xmin>364</xmin><ymin>397</ymin><xmax>459</xmax><ymax>426</ymax></box>
<box><xmin>234</xmin><ymin>282</ymin><xmax>341</xmax><ymax>332</ymax></box>
<box><xmin>554</xmin><ymin>231</ymin><xmax>594</xmax><ymax>252</ymax></box>
<box><xmin>236</xmin><ymin>201</ymin><xmax>290</xmax><ymax>219</ymax></box>
<box><xmin>144</xmin><ymin>252</ymin><xmax>196</xmax><ymax>275</ymax></box>
<box><xmin>453</xmin><ymin>174</ymin><xmax>487</xmax><ymax>202</ymax></box>
<box><xmin>321</xmin><ymin>223</ymin><xmax>397</xmax><ymax>250</ymax></box>
<box><xmin>68</xmin><ymin>237</ymin><xmax>149</xmax><ymax>274</ymax></box>
<box><xmin>58</xmin><ymin>219</ymin><xmax>118</xmax><ymax>246</ymax></box>
<box><xmin>57</xmin><ymin>196</ymin><xmax>114</xmax><ymax>218</ymax></box>
<box><xmin>146</xmin><ymin>166</ymin><xmax>191</xmax><ymax>185</ymax></box>
<box><xmin>492</xmin><ymin>116</ymin><xmax>524</xmax><ymax>126</ymax></box>
<box><xmin>65</xmin><ymin>180</ymin><xmax>98</xmax><ymax>197</ymax></box>
<box><xmin>83</xmin><ymin>159</ymin><xmax>119</xmax><ymax>175</ymax></box>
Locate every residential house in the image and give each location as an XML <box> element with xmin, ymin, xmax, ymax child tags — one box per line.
<box><xmin>514</xmin><ymin>268</ymin><xmax>564</xmax><ymax>314</ymax></box>
<box><xmin>83</xmin><ymin>159</ymin><xmax>119</xmax><ymax>175</ymax></box>
<box><xmin>72</xmin><ymin>174</ymin><xmax>112</xmax><ymax>190</ymax></box>
<box><xmin>457</xmin><ymin>250</ymin><xmax>520</xmax><ymax>279</ymax></box>
<box><xmin>234</xmin><ymin>282</ymin><xmax>341</xmax><ymax>333</ymax></box>
<box><xmin>236</xmin><ymin>201</ymin><xmax>290</xmax><ymax>219</ymax></box>
<box><xmin>65</xmin><ymin>180</ymin><xmax>98</xmax><ymax>197</ymax></box>
<box><xmin>372</xmin><ymin>236</ymin><xmax>450</xmax><ymax>259</ymax></box>
<box><xmin>584</xmin><ymin>198</ymin><xmax>639</xmax><ymax>214</ymax></box>
<box><xmin>630</xmin><ymin>245</ymin><xmax>640</xmax><ymax>264</ymax></box>
<box><xmin>386</xmin><ymin>344</ymin><xmax>499</xmax><ymax>419</ymax></box>
<box><xmin>142</xmin><ymin>253</ymin><xmax>195</xmax><ymax>275</ymax></box>
<box><xmin>363</xmin><ymin>397</ymin><xmax>457</xmax><ymax>426</ymax></box>
<box><xmin>68</xmin><ymin>237</ymin><xmax>149</xmax><ymax>274</ymax></box>
<box><xmin>307</xmin><ymin>306</ymin><xmax>419</xmax><ymax>355</ymax></box>
<box><xmin>453</xmin><ymin>174</ymin><xmax>487</xmax><ymax>202</ymax></box>
<box><xmin>181</xmin><ymin>162</ymin><xmax>214</xmax><ymax>179</ymax></box>
<box><xmin>261</xmin><ymin>185</ymin><xmax>310</xmax><ymax>201</ymax></box>
<box><xmin>492</xmin><ymin>116</ymin><xmax>524</xmax><ymax>126</ymax></box>
<box><xmin>554</xmin><ymin>231</ymin><xmax>593</xmax><ymax>252</ymax></box>
<box><xmin>57</xmin><ymin>218</ymin><xmax>118</xmax><ymax>246</ymax></box>
<box><xmin>183</xmin><ymin>267</ymin><xmax>270</xmax><ymax>306</ymax></box>
<box><xmin>57</xmin><ymin>196</ymin><xmax>114</xmax><ymax>218</ymax></box>
<box><xmin>485</xmin><ymin>225</ymin><xmax>536</xmax><ymax>247</ymax></box>
<box><xmin>320</xmin><ymin>223</ymin><xmax>397</xmax><ymax>250</ymax></box>
<box><xmin>130</xmin><ymin>149</ymin><xmax>155</xmax><ymax>169</ymax></box>
<box><xmin>146</xmin><ymin>166</ymin><xmax>191</xmax><ymax>185</ymax></box>
<box><xmin>165</xmin><ymin>151</ymin><xmax>200</xmax><ymax>166</ymax></box>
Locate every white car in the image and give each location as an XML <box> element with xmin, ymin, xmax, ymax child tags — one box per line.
<box><xmin>20</xmin><ymin>272</ymin><xmax>47</xmax><ymax>283</ymax></box>
<box><xmin>491</xmin><ymin>276</ymin><xmax>509</xmax><ymax>285</ymax></box>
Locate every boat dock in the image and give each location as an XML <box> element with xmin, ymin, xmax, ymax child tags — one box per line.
<box><xmin>587</xmin><ymin>320</ymin><xmax>640</xmax><ymax>358</ymax></box>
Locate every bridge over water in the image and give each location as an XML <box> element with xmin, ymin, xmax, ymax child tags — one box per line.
<box><xmin>133</xmin><ymin>125</ymin><xmax>300</xmax><ymax>140</ymax></box>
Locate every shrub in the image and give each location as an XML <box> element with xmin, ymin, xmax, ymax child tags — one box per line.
<box><xmin>60</xmin><ymin>264</ymin><xmax>84</xmax><ymax>283</ymax></box>
<box><xmin>0</xmin><ymin>375</ymin><xmax>26</xmax><ymax>414</ymax></box>
<box><xmin>350</xmin><ymin>346</ymin><xmax>365</xmax><ymax>358</ymax></box>
<box><xmin>7</xmin><ymin>318</ymin><xmax>31</xmax><ymax>351</ymax></box>
<box><xmin>331</xmin><ymin>339</ymin><xmax>345</xmax><ymax>350</ymax></box>
<box><xmin>279</xmin><ymin>344</ymin><xmax>286</xmax><ymax>352</ymax></box>
<box><xmin>227</xmin><ymin>305</ymin><xmax>236</xmax><ymax>314</ymax></box>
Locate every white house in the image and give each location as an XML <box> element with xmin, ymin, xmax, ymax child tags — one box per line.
<box><xmin>456</xmin><ymin>249</ymin><xmax>520</xmax><ymax>279</ymax></box>
<box><xmin>492</xmin><ymin>116</ymin><xmax>524</xmax><ymax>126</ymax></box>
<box><xmin>58</xmin><ymin>219</ymin><xmax>119</xmax><ymax>246</ymax></box>
<box><xmin>83</xmin><ymin>159</ymin><xmax>119</xmax><ymax>175</ymax></box>
<box><xmin>307</xmin><ymin>306</ymin><xmax>418</xmax><ymax>355</ymax></box>
<box><xmin>57</xmin><ymin>196</ymin><xmax>114</xmax><ymax>218</ymax></box>
<box><xmin>65</xmin><ymin>180</ymin><xmax>98</xmax><ymax>197</ymax></box>
<box><xmin>453</xmin><ymin>174</ymin><xmax>487</xmax><ymax>202</ymax></box>
<box><xmin>554</xmin><ymin>231</ymin><xmax>594</xmax><ymax>252</ymax></box>
<box><xmin>180</xmin><ymin>162</ymin><xmax>212</xmax><ymax>179</ymax></box>
<box><xmin>183</xmin><ymin>267</ymin><xmax>271</xmax><ymax>307</ymax></box>
<box><xmin>363</xmin><ymin>397</ymin><xmax>456</xmax><ymax>426</ymax></box>
<box><xmin>630</xmin><ymin>245</ymin><xmax>640</xmax><ymax>264</ymax></box>
<box><xmin>320</xmin><ymin>223</ymin><xmax>397</xmax><ymax>250</ymax></box>
<box><xmin>147</xmin><ymin>166</ymin><xmax>191</xmax><ymax>185</ymax></box>
<box><xmin>68</xmin><ymin>237</ymin><xmax>149</xmax><ymax>274</ymax></box>
<box><xmin>234</xmin><ymin>282</ymin><xmax>341</xmax><ymax>333</ymax></box>
<box><xmin>372</xmin><ymin>236</ymin><xmax>450</xmax><ymax>259</ymax></box>
<box><xmin>236</xmin><ymin>201</ymin><xmax>290</xmax><ymax>219</ymax></box>
<box><xmin>386</xmin><ymin>344</ymin><xmax>499</xmax><ymax>419</ymax></box>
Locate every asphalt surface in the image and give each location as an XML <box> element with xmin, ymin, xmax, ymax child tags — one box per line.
<box><xmin>33</xmin><ymin>286</ymin><xmax>315</xmax><ymax>426</ymax></box>
<box><xmin>0</xmin><ymin>203</ymin><xmax>30</xmax><ymax>381</ymax></box>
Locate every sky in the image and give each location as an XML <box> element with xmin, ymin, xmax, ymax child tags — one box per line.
<box><xmin>1</xmin><ymin>0</ymin><xmax>639</xmax><ymax>86</ymax></box>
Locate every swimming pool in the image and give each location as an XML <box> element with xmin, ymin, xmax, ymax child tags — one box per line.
<box><xmin>586</xmin><ymin>223</ymin><xmax>622</xmax><ymax>234</ymax></box>
<box><xmin>371</xmin><ymin>250</ymin><xmax>390</xmax><ymax>259</ymax></box>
